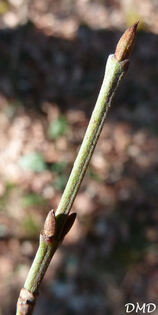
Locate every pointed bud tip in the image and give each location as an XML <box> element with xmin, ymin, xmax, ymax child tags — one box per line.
<box><xmin>44</xmin><ymin>209</ymin><xmax>56</xmax><ymax>238</ymax></box>
<box><xmin>114</xmin><ymin>21</ymin><xmax>139</xmax><ymax>62</ymax></box>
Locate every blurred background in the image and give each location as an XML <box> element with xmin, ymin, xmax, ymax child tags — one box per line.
<box><xmin>0</xmin><ymin>0</ymin><xmax>158</xmax><ymax>314</ymax></box>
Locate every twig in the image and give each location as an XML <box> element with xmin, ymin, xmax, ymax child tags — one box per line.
<box><xmin>16</xmin><ymin>23</ymin><xmax>138</xmax><ymax>315</ymax></box>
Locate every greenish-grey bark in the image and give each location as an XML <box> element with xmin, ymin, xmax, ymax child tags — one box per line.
<box><xmin>55</xmin><ymin>55</ymin><xmax>127</xmax><ymax>216</ymax></box>
<box><xmin>16</xmin><ymin>48</ymin><xmax>132</xmax><ymax>315</ymax></box>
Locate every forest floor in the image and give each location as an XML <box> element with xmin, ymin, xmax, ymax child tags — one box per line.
<box><xmin>1</xmin><ymin>1</ymin><xmax>158</xmax><ymax>314</ymax></box>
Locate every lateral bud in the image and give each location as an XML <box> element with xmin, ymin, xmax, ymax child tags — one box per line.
<box><xmin>17</xmin><ymin>288</ymin><xmax>35</xmax><ymax>315</ymax></box>
<box><xmin>115</xmin><ymin>22</ymin><xmax>138</xmax><ymax>62</ymax></box>
<box><xmin>43</xmin><ymin>209</ymin><xmax>56</xmax><ymax>239</ymax></box>
<box><xmin>61</xmin><ymin>213</ymin><xmax>76</xmax><ymax>239</ymax></box>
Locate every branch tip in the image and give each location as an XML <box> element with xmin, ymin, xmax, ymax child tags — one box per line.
<box><xmin>114</xmin><ymin>21</ymin><xmax>138</xmax><ymax>62</ymax></box>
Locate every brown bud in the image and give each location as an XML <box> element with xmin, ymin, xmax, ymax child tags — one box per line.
<box><xmin>115</xmin><ymin>22</ymin><xmax>138</xmax><ymax>62</ymax></box>
<box><xmin>17</xmin><ymin>288</ymin><xmax>35</xmax><ymax>315</ymax></box>
<box><xmin>61</xmin><ymin>213</ymin><xmax>76</xmax><ymax>239</ymax></box>
<box><xmin>44</xmin><ymin>209</ymin><xmax>56</xmax><ymax>238</ymax></box>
